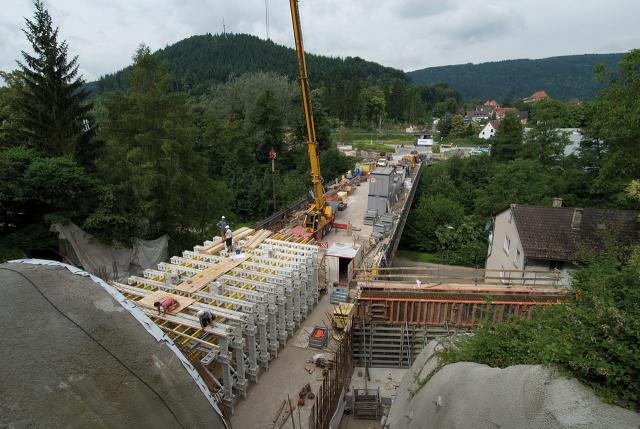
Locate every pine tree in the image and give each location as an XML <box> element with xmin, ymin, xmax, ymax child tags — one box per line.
<box><xmin>98</xmin><ymin>45</ymin><xmax>232</xmax><ymax>238</ymax></box>
<box><xmin>491</xmin><ymin>112</ymin><xmax>523</xmax><ymax>161</ymax></box>
<box><xmin>17</xmin><ymin>0</ymin><xmax>91</xmax><ymax>156</ymax></box>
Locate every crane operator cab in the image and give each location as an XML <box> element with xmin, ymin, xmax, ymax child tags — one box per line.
<box><xmin>304</xmin><ymin>204</ymin><xmax>334</xmax><ymax>239</ymax></box>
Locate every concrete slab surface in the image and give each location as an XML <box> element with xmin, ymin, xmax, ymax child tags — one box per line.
<box><xmin>325</xmin><ymin>179</ymin><xmax>373</xmax><ymax>247</ymax></box>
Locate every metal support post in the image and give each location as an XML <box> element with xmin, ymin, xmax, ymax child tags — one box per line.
<box><xmin>217</xmin><ymin>337</ymin><xmax>234</xmax><ymax>408</ymax></box>
<box><xmin>268</xmin><ymin>301</ymin><xmax>279</xmax><ymax>357</ymax></box>
<box><xmin>257</xmin><ymin>307</ymin><xmax>270</xmax><ymax>368</ymax></box>
<box><xmin>245</xmin><ymin>318</ymin><xmax>259</xmax><ymax>380</ymax></box>
<box><xmin>279</xmin><ymin>292</ymin><xmax>290</xmax><ymax>340</ymax></box>
<box><xmin>232</xmin><ymin>327</ymin><xmax>247</xmax><ymax>397</ymax></box>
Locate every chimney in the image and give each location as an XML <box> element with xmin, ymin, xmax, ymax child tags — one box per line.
<box><xmin>552</xmin><ymin>198</ymin><xmax>563</xmax><ymax>208</ymax></box>
<box><xmin>571</xmin><ymin>208</ymin><xmax>583</xmax><ymax>229</ymax></box>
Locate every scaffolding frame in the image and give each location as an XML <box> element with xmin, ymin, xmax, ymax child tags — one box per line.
<box><xmin>112</xmin><ymin>229</ymin><xmax>320</xmax><ymax>413</ymax></box>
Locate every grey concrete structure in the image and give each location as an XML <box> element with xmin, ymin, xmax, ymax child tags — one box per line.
<box><xmin>0</xmin><ymin>263</ymin><xmax>227</xmax><ymax>429</ymax></box>
<box><xmin>387</xmin><ymin>341</ymin><xmax>640</xmax><ymax>429</ymax></box>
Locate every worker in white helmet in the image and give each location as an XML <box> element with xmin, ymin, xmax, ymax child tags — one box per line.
<box><xmin>224</xmin><ymin>225</ymin><xmax>233</xmax><ymax>252</ymax></box>
<box><xmin>216</xmin><ymin>215</ymin><xmax>228</xmax><ymax>240</ymax></box>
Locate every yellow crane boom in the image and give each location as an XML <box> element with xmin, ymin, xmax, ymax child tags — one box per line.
<box><xmin>289</xmin><ymin>0</ymin><xmax>333</xmax><ymax>238</ymax></box>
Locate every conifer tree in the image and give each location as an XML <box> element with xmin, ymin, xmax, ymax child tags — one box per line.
<box><xmin>17</xmin><ymin>0</ymin><xmax>91</xmax><ymax>156</ymax></box>
<box><xmin>491</xmin><ymin>112</ymin><xmax>523</xmax><ymax>161</ymax></box>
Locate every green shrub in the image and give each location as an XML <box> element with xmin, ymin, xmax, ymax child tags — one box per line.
<box><xmin>441</xmin><ymin>249</ymin><xmax>640</xmax><ymax>410</ymax></box>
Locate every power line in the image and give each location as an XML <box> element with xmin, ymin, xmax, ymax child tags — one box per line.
<box><xmin>0</xmin><ymin>266</ymin><xmax>186</xmax><ymax>429</ymax></box>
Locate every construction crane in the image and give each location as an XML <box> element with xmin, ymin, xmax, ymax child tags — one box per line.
<box><xmin>289</xmin><ymin>0</ymin><xmax>334</xmax><ymax>239</ymax></box>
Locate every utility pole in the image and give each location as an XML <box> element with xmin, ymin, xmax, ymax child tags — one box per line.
<box><xmin>269</xmin><ymin>147</ymin><xmax>277</xmax><ymax>212</ymax></box>
<box><xmin>222</xmin><ymin>18</ymin><xmax>226</xmax><ymax>35</ymax></box>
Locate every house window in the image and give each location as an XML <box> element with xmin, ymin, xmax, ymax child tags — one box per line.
<box><xmin>503</xmin><ymin>235</ymin><xmax>511</xmax><ymax>254</ymax></box>
<box><xmin>514</xmin><ymin>249</ymin><xmax>521</xmax><ymax>265</ymax></box>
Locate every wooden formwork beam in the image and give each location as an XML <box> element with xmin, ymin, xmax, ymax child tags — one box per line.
<box><xmin>176</xmin><ymin>256</ymin><xmax>250</xmax><ymax>293</ymax></box>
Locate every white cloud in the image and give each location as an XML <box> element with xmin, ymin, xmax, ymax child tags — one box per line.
<box><xmin>0</xmin><ymin>0</ymin><xmax>639</xmax><ymax>81</ymax></box>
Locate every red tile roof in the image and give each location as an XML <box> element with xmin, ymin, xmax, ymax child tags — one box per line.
<box><xmin>495</xmin><ymin>107</ymin><xmax>518</xmax><ymax>116</ymax></box>
<box><xmin>523</xmin><ymin>90</ymin><xmax>550</xmax><ymax>102</ymax></box>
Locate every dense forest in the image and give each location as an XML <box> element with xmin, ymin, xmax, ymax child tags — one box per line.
<box><xmin>91</xmin><ymin>33</ymin><xmax>406</xmax><ymax>95</ymax></box>
<box><xmin>90</xmin><ymin>33</ymin><xmax>465</xmax><ymax>125</ymax></box>
<box><xmin>0</xmin><ymin>2</ymin><xmax>464</xmax><ymax>260</ymax></box>
<box><xmin>408</xmin><ymin>53</ymin><xmax>625</xmax><ymax>101</ymax></box>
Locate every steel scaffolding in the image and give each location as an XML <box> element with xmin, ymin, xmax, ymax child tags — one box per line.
<box><xmin>112</xmin><ymin>229</ymin><xmax>320</xmax><ymax>412</ymax></box>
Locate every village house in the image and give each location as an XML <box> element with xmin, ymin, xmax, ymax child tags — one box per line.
<box><xmin>478</xmin><ymin>120</ymin><xmax>500</xmax><ymax>139</ymax></box>
<box><xmin>494</xmin><ymin>107</ymin><xmax>518</xmax><ymax>119</ymax></box>
<box><xmin>465</xmin><ymin>105</ymin><xmax>493</xmax><ymax>123</ymax></box>
<box><xmin>523</xmin><ymin>90</ymin><xmax>550</xmax><ymax>103</ymax></box>
<box><xmin>485</xmin><ymin>200</ymin><xmax>638</xmax><ymax>286</ymax></box>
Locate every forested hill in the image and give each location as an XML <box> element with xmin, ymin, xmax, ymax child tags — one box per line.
<box><xmin>407</xmin><ymin>53</ymin><xmax>625</xmax><ymax>101</ymax></box>
<box><xmin>91</xmin><ymin>33</ymin><xmax>407</xmax><ymax>94</ymax></box>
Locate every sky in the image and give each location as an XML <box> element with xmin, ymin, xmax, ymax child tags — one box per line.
<box><xmin>1</xmin><ymin>0</ymin><xmax>640</xmax><ymax>81</ymax></box>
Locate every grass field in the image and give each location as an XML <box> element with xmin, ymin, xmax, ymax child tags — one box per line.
<box><xmin>334</xmin><ymin>128</ymin><xmax>417</xmax><ymax>149</ymax></box>
<box><xmin>351</xmin><ymin>140</ymin><xmax>397</xmax><ymax>153</ymax></box>
<box><xmin>396</xmin><ymin>249</ymin><xmax>448</xmax><ymax>264</ymax></box>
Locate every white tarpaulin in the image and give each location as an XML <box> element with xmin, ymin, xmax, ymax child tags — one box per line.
<box><xmin>50</xmin><ymin>222</ymin><xmax>168</xmax><ymax>281</ymax></box>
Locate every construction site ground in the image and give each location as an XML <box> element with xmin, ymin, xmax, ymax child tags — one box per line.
<box><xmin>323</xmin><ymin>144</ymin><xmax>430</xmax><ymax>249</ymax></box>
<box><xmin>323</xmin><ymin>179</ymin><xmax>372</xmax><ymax>247</ymax></box>
<box><xmin>230</xmin><ymin>286</ymin><xmax>338</xmax><ymax>429</ymax></box>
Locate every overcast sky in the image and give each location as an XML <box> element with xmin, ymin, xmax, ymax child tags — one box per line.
<box><xmin>1</xmin><ymin>0</ymin><xmax>639</xmax><ymax>81</ymax></box>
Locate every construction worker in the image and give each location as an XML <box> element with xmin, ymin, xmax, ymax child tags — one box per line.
<box><xmin>225</xmin><ymin>225</ymin><xmax>233</xmax><ymax>253</ymax></box>
<box><xmin>216</xmin><ymin>216</ymin><xmax>228</xmax><ymax>239</ymax></box>
<box><xmin>197</xmin><ymin>310</ymin><xmax>213</xmax><ymax>328</ymax></box>
<box><xmin>153</xmin><ymin>296</ymin><xmax>179</xmax><ymax>314</ymax></box>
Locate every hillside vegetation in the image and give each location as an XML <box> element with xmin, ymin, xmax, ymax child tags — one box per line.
<box><xmin>91</xmin><ymin>33</ymin><xmax>406</xmax><ymax>95</ymax></box>
<box><xmin>90</xmin><ymin>33</ymin><xmax>465</xmax><ymax>126</ymax></box>
<box><xmin>408</xmin><ymin>53</ymin><xmax>625</xmax><ymax>101</ymax></box>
